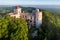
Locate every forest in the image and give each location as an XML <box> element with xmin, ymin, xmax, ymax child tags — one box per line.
<box><xmin>0</xmin><ymin>6</ymin><xmax>60</xmax><ymax>40</ymax></box>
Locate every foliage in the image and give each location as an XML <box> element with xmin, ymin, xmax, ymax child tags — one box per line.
<box><xmin>0</xmin><ymin>6</ymin><xmax>60</xmax><ymax>40</ymax></box>
<box><xmin>0</xmin><ymin>16</ymin><xmax>28</xmax><ymax>40</ymax></box>
<box><xmin>39</xmin><ymin>10</ymin><xmax>60</xmax><ymax>40</ymax></box>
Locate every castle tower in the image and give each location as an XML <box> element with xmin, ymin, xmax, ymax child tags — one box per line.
<box><xmin>16</xmin><ymin>6</ymin><xmax>21</xmax><ymax>15</ymax></box>
<box><xmin>14</xmin><ymin>6</ymin><xmax>21</xmax><ymax>18</ymax></box>
<box><xmin>35</xmin><ymin>9</ymin><xmax>42</xmax><ymax>28</ymax></box>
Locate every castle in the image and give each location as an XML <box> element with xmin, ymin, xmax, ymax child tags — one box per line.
<box><xmin>8</xmin><ymin>6</ymin><xmax>42</xmax><ymax>28</ymax></box>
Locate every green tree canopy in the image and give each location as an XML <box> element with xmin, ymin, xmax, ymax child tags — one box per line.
<box><xmin>0</xmin><ymin>16</ymin><xmax>28</xmax><ymax>40</ymax></box>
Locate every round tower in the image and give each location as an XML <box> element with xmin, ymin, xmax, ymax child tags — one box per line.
<box><xmin>35</xmin><ymin>9</ymin><xmax>42</xmax><ymax>28</ymax></box>
<box><xmin>16</xmin><ymin>6</ymin><xmax>21</xmax><ymax>16</ymax></box>
<box><xmin>14</xmin><ymin>6</ymin><xmax>22</xmax><ymax>18</ymax></box>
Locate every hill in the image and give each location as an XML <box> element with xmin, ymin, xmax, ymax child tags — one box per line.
<box><xmin>38</xmin><ymin>10</ymin><xmax>60</xmax><ymax>40</ymax></box>
<box><xmin>0</xmin><ymin>5</ymin><xmax>60</xmax><ymax>40</ymax></box>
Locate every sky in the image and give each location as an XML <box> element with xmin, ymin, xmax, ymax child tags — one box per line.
<box><xmin>0</xmin><ymin>0</ymin><xmax>60</xmax><ymax>5</ymax></box>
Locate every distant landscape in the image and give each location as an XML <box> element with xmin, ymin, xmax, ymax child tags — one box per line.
<box><xmin>23</xmin><ymin>5</ymin><xmax>60</xmax><ymax>14</ymax></box>
<box><xmin>0</xmin><ymin>5</ymin><xmax>60</xmax><ymax>14</ymax></box>
<box><xmin>0</xmin><ymin>5</ymin><xmax>60</xmax><ymax>40</ymax></box>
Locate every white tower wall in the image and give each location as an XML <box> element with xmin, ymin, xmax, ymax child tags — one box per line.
<box><xmin>14</xmin><ymin>7</ymin><xmax>21</xmax><ymax>18</ymax></box>
<box><xmin>17</xmin><ymin>8</ymin><xmax>21</xmax><ymax>15</ymax></box>
<box><xmin>35</xmin><ymin>9</ymin><xmax>42</xmax><ymax>28</ymax></box>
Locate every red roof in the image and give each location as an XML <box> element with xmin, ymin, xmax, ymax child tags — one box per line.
<box><xmin>16</xmin><ymin>6</ymin><xmax>21</xmax><ymax>9</ymax></box>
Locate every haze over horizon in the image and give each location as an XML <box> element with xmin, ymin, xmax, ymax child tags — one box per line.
<box><xmin>0</xmin><ymin>0</ymin><xmax>60</xmax><ymax>5</ymax></box>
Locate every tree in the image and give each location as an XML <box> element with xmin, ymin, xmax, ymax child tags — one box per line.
<box><xmin>38</xmin><ymin>10</ymin><xmax>60</xmax><ymax>40</ymax></box>
<box><xmin>0</xmin><ymin>16</ymin><xmax>28</xmax><ymax>40</ymax></box>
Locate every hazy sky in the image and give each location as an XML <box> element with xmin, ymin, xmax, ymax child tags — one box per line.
<box><xmin>0</xmin><ymin>0</ymin><xmax>60</xmax><ymax>5</ymax></box>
